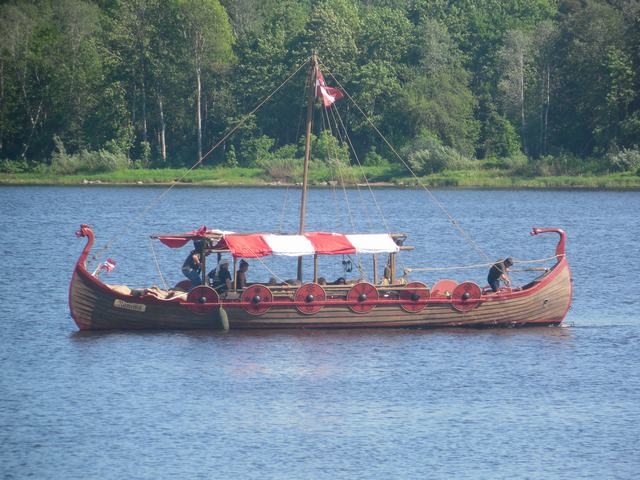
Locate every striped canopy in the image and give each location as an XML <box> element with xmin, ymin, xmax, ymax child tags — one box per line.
<box><xmin>156</xmin><ymin>229</ymin><xmax>400</xmax><ymax>258</ymax></box>
<box><xmin>223</xmin><ymin>232</ymin><xmax>400</xmax><ymax>258</ymax></box>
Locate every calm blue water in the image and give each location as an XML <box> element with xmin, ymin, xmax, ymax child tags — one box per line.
<box><xmin>1</xmin><ymin>186</ymin><xmax>639</xmax><ymax>479</ymax></box>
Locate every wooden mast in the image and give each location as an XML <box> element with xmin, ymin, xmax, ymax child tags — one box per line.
<box><xmin>297</xmin><ymin>53</ymin><xmax>317</xmax><ymax>281</ymax></box>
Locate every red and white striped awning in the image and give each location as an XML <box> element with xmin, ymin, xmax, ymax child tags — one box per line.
<box><xmin>155</xmin><ymin>229</ymin><xmax>400</xmax><ymax>258</ymax></box>
<box><xmin>224</xmin><ymin>232</ymin><xmax>399</xmax><ymax>258</ymax></box>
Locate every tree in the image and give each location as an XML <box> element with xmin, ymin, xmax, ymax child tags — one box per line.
<box><xmin>176</xmin><ymin>0</ymin><xmax>234</xmax><ymax>164</ymax></box>
<box><xmin>530</xmin><ymin>21</ymin><xmax>558</xmax><ymax>157</ymax></box>
<box><xmin>350</xmin><ymin>6</ymin><xmax>411</xmax><ymax>154</ymax></box>
<box><xmin>395</xmin><ymin>18</ymin><xmax>479</xmax><ymax>156</ymax></box>
<box><xmin>497</xmin><ymin>29</ymin><xmax>531</xmax><ymax>155</ymax></box>
<box><xmin>552</xmin><ymin>0</ymin><xmax>632</xmax><ymax>156</ymax></box>
<box><xmin>106</xmin><ymin>0</ymin><xmax>159</xmax><ymax>157</ymax></box>
<box><xmin>480</xmin><ymin>103</ymin><xmax>521</xmax><ymax>158</ymax></box>
<box><xmin>231</xmin><ymin>0</ymin><xmax>310</xmax><ymax>150</ymax></box>
<box><xmin>0</xmin><ymin>2</ymin><xmax>40</xmax><ymax>159</ymax></box>
<box><xmin>296</xmin><ymin>0</ymin><xmax>361</xmax><ymax>79</ymax></box>
<box><xmin>0</xmin><ymin>0</ymin><xmax>108</xmax><ymax>160</ymax></box>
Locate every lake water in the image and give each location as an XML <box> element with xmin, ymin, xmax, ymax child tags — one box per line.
<box><xmin>1</xmin><ymin>186</ymin><xmax>639</xmax><ymax>479</ymax></box>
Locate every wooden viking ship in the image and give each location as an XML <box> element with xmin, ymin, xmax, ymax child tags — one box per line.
<box><xmin>69</xmin><ymin>55</ymin><xmax>572</xmax><ymax>331</ymax></box>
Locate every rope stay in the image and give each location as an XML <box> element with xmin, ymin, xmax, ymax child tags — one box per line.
<box><xmin>324</xmin><ymin>66</ymin><xmax>490</xmax><ymax>262</ymax></box>
<box><xmin>90</xmin><ymin>54</ymin><xmax>497</xmax><ymax>282</ymax></box>
<box><xmin>93</xmin><ymin>58</ymin><xmax>312</xmax><ymax>261</ymax></box>
<box><xmin>149</xmin><ymin>238</ymin><xmax>169</xmax><ymax>290</ymax></box>
<box><xmin>405</xmin><ymin>255</ymin><xmax>561</xmax><ymax>274</ymax></box>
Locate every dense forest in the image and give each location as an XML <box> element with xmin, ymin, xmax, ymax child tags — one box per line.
<box><xmin>1</xmin><ymin>0</ymin><xmax>639</xmax><ymax>178</ymax></box>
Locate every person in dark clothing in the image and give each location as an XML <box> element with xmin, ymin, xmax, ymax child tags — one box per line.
<box><xmin>235</xmin><ymin>259</ymin><xmax>249</xmax><ymax>289</ymax></box>
<box><xmin>209</xmin><ymin>258</ymin><xmax>232</xmax><ymax>293</ymax></box>
<box><xmin>182</xmin><ymin>241</ymin><xmax>204</xmax><ymax>288</ymax></box>
<box><xmin>487</xmin><ymin>257</ymin><xmax>513</xmax><ymax>292</ymax></box>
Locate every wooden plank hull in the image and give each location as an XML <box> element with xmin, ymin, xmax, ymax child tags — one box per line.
<box><xmin>227</xmin><ymin>262</ymin><xmax>571</xmax><ymax>329</ymax></box>
<box><xmin>69</xmin><ymin>256</ymin><xmax>572</xmax><ymax>331</ymax></box>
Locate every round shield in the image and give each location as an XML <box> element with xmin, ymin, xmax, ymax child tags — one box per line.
<box><xmin>186</xmin><ymin>286</ymin><xmax>220</xmax><ymax>314</ymax></box>
<box><xmin>241</xmin><ymin>284</ymin><xmax>273</xmax><ymax>315</ymax></box>
<box><xmin>295</xmin><ymin>283</ymin><xmax>326</xmax><ymax>315</ymax></box>
<box><xmin>452</xmin><ymin>281</ymin><xmax>482</xmax><ymax>312</ymax></box>
<box><xmin>347</xmin><ymin>282</ymin><xmax>379</xmax><ymax>314</ymax></box>
<box><xmin>399</xmin><ymin>281</ymin><xmax>430</xmax><ymax>313</ymax></box>
<box><xmin>431</xmin><ymin>279</ymin><xmax>458</xmax><ymax>298</ymax></box>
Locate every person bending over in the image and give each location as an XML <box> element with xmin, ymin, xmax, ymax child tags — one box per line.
<box><xmin>487</xmin><ymin>257</ymin><xmax>513</xmax><ymax>292</ymax></box>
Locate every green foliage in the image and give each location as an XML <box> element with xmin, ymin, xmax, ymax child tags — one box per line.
<box><xmin>272</xmin><ymin>143</ymin><xmax>299</xmax><ymax>160</ymax></box>
<box><xmin>50</xmin><ymin>149</ymin><xmax>130</xmax><ymax>174</ymax></box>
<box><xmin>552</xmin><ymin>1</ymin><xmax>633</xmax><ymax>156</ymax></box>
<box><xmin>401</xmin><ymin>132</ymin><xmax>473</xmax><ymax>175</ymax></box>
<box><xmin>362</xmin><ymin>147</ymin><xmax>388</xmax><ymax>167</ymax></box>
<box><xmin>297</xmin><ymin>0</ymin><xmax>360</xmax><ymax>77</ymax></box>
<box><xmin>481</xmin><ymin>108</ymin><xmax>521</xmax><ymax>158</ymax></box>
<box><xmin>50</xmin><ymin>135</ymin><xmax>130</xmax><ymax>174</ymax></box>
<box><xmin>225</xmin><ymin>145</ymin><xmax>238</xmax><ymax>168</ymax></box>
<box><xmin>240</xmin><ymin>134</ymin><xmax>275</xmax><ymax>167</ymax></box>
<box><xmin>312</xmin><ymin>131</ymin><xmax>350</xmax><ymax>167</ymax></box>
<box><xmin>0</xmin><ymin>159</ymin><xmax>31</xmax><ymax>174</ymax></box>
<box><xmin>516</xmin><ymin>154</ymin><xmax>604</xmax><ymax>177</ymax></box>
<box><xmin>138</xmin><ymin>141</ymin><xmax>151</xmax><ymax>168</ymax></box>
<box><xmin>0</xmin><ymin>0</ymin><xmax>638</xmax><ymax>178</ymax></box>
<box><xmin>262</xmin><ymin>157</ymin><xmax>303</xmax><ymax>183</ymax></box>
<box><xmin>480</xmin><ymin>153</ymin><xmax>528</xmax><ymax>172</ymax></box>
<box><xmin>396</xmin><ymin>18</ymin><xmax>479</xmax><ymax>156</ymax></box>
<box><xmin>606</xmin><ymin>148</ymin><xmax>640</xmax><ymax>173</ymax></box>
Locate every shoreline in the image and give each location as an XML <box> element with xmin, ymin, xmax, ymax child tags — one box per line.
<box><xmin>2</xmin><ymin>171</ymin><xmax>639</xmax><ymax>190</ymax></box>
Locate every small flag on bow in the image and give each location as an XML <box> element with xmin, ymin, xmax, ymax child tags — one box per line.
<box><xmin>101</xmin><ymin>258</ymin><xmax>117</xmax><ymax>272</ymax></box>
<box><xmin>93</xmin><ymin>258</ymin><xmax>117</xmax><ymax>276</ymax></box>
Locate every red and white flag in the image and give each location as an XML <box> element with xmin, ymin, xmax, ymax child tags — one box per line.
<box><xmin>315</xmin><ymin>69</ymin><xmax>344</xmax><ymax>107</ymax></box>
<box><xmin>93</xmin><ymin>258</ymin><xmax>116</xmax><ymax>276</ymax></box>
<box><xmin>100</xmin><ymin>258</ymin><xmax>117</xmax><ymax>272</ymax></box>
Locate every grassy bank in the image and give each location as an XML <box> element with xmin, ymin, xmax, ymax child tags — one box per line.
<box><xmin>1</xmin><ymin>166</ymin><xmax>639</xmax><ymax>189</ymax></box>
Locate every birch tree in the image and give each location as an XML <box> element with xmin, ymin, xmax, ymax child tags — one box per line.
<box><xmin>176</xmin><ymin>0</ymin><xmax>234</xmax><ymax>164</ymax></box>
<box><xmin>497</xmin><ymin>29</ymin><xmax>531</xmax><ymax>156</ymax></box>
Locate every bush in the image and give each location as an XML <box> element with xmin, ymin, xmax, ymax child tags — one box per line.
<box><xmin>225</xmin><ymin>145</ymin><xmax>238</xmax><ymax>168</ymax></box>
<box><xmin>402</xmin><ymin>132</ymin><xmax>472</xmax><ymax>174</ymax></box>
<box><xmin>50</xmin><ymin>136</ymin><xmax>130</xmax><ymax>174</ymax></box>
<box><xmin>239</xmin><ymin>135</ymin><xmax>274</xmax><ymax>167</ymax></box>
<box><xmin>363</xmin><ymin>147</ymin><xmax>389</xmax><ymax>167</ymax></box>
<box><xmin>262</xmin><ymin>157</ymin><xmax>303</xmax><ymax>183</ymax></box>
<box><xmin>272</xmin><ymin>143</ymin><xmax>299</xmax><ymax>160</ymax></box>
<box><xmin>501</xmin><ymin>153</ymin><xmax>529</xmax><ymax>171</ymax></box>
<box><xmin>312</xmin><ymin>131</ymin><xmax>350</xmax><ymax>167</ymax></box>
<box><xmin>606</xmin><ymin>147</ymin><xmax>640</xmax><ymax>172</ymax></box>
<box><xmin>481</xmin><ymin>113</ymin><xmax>521</xmax><ymax>158</ymax></box>
<box><xmin>0</xmin><ymin>159</ymin><xmax>30</xmax><ymax>173</ymax></box>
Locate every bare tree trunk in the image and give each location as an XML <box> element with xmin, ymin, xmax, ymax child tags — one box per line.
<box><xmin>0</xmin><ymin>58</ymin><xmax>4</xmax><ymax>154</ymax></box>
<box><xmin>543</xmin><ymin>65</ymin><xmax>550</xmax><ymax>156</ymax></box>
<box><xmin>196</xmin><ymin>65</ymin><xmax>202</xmax><ymax>165</ymax></box>
<box><xmin>519</xmin><ymin>51</ymin><xmax>527</xmax><ymax>156</ymax></box>
<box><xmin>141</xmin><ymin>72</ymin><xmax>148</xmax><ymax>143</ymax></box>
<box><xmin>158</xmin><ymin>93</ymin><xmax>166</xmax><ymax>161</ymax></box>
<box><xmin>19</xmin><ymin>63</ymin><xmax>42</xmax><ymax>159</ymax></box>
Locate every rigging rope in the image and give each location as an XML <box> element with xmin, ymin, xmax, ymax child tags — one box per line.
<box><xmin>405</xmin><ymin>255</ymin><xmax>560</xmax><ymax>273</ymax></box>
<box><xmin>92</xmin><ymin>54</ymin><xmax>491</xmax><ymax>278</ymax></box>
<box><xmin>316</xmin><ymin>62</ymin><xmax>409</xmax><ymax>278</ymax></box>
<box><xmin>149</xmin><ymin>238</ymin><xmax>169</xmax><ymax>290</ymax></box>
<box><xmin>92</xmin><ymin>58</ymin><xmax>312</xmax><ymax>260</ymax></box>
<box><xmin>323</xmin><ymin>66</ymin><xmax>491</xmax><ymax>262</ymax></box>
<box><xmin>317</xmin><ymin>85</ymin><xmax>373</xmax><ymax>279</ymax></box>
<box><xmin>278</xmin><ymin>186</ymin><xmax>290</xmax><ymax>233</ymax></box>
